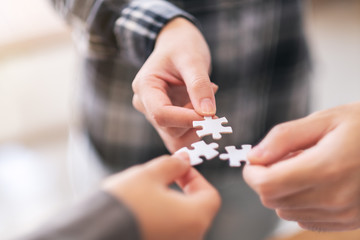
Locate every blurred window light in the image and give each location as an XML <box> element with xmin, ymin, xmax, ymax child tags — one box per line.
<box><xmin>0</xmin><ymin>0</ymin><xmax>68</xmax><ymax>52</ymax></box>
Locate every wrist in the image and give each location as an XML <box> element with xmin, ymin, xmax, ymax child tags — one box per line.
<box><xmin>155</xmin><ymin>17</ymin><xmax>211</xmax><ymax>72</ymax></box>
<box><xmin>155</xmin><ymin>17</ymin><xmax>202</xmax><ymax>49</ymax></box>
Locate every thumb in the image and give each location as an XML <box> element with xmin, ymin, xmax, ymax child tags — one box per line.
<box><xmin>145</xmin><ymin>153</ymin><xmax>191</xmax><ymax>184</ymax></box>
<box><xmin>178</xmin><ymin>64</ymin><xmax>216</xmax><ymax>116</ymax></box>
<box><xmin>248</xmin><ymin>114</ymin><xmax>333</xmax><ymax>165</ymax></box>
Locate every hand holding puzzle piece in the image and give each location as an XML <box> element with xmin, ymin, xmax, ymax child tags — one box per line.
<box><xmin>176</xmin><ymin>116</ymin><xmax>252</xmax><ymax>167</ymax></box>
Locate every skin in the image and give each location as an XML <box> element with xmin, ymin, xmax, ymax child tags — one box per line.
<box><xmin>103</xmin><ymin>153</ymin><xmax>221</xmax><ymax>240</ymax></box>
<box><xmin>244</xmin><ymin>102</ymin><xmax>360</xmax><ymax>232</ymax></box>
<box><xmin>130</xmin><ymin>14</ymin><xmax>360</xmax><ymax>233</ymax></box>
<box><xmin>132</xmin><ymin>17</ymin><xmax>217</xmax><ymax>153</ymax></box>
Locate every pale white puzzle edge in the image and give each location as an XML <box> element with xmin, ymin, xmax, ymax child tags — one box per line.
<box><xmin>193</xmin><ymin>116</ymin><xmax>233</xmax><ymax>140</ymax></box>
<box><xmin>219</xmin><ymin>145</ymin><xmax>252</xmax><ymax>167</ymax></box>
<box><xmin>175</xmin><ymin>140</ymin><xmax>219</xmax><ymax>166</ymax></box>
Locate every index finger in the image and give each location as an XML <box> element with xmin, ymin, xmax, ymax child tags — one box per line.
<box><xmin>243</xmin><ymin>148</ymin><xmax>322</xmax><ymax>199</ymax></box>
<box><xmin>175</xmin><ymin>57</ymin><xmax>216</xmax><ymax>117</ymax></box>
<box><xmin>140</xmin><ymin>81</ymin><xmax>203</xmax><ymax>128</ymax></box>
<box><xmin>248</xmin><ymin>113</ymin><xmax>333</xmax><ymax>166</ymax></box>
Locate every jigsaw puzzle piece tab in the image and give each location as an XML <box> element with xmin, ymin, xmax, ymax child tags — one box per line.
<box><xmin>175</xmin><ymin>140</ymin><xmax>219</xmax><ymax>166</ymax></box>
<box><xmin>219</xmin><ymin>144</ymin><xmax>252</xmax><ymax>167</ymax></box>
<box><xmin>193</xmin><ymin>116</ymin><xmax>233</xmax><ymax>140</ymax></box>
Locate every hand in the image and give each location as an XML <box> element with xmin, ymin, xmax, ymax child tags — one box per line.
<box><xmin>103</xmin><ymin>153</ymin><xmax>221</xmax><ymax>240</ymax></box>
<box><xmin>244</xmin><ymin>102</ymin><xmax>360</xmax><ymax>231</ymax></box>
<box><xmin>132</xmin><ymin>17</ymin><xmax>217</xmax><ymax>152</ymax></box>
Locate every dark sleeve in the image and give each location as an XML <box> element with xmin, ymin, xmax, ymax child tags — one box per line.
<box><xmin>113</xmin><ymin>0</ymin><xmax>200</xmax><ymax>66</ymax></box>
<box><xmin>49</xmin><ymin>0</ymin><xmax>200</xmax><ymax>66</ymax></box>
<box><xmin>21</xmin><ymin>191</ymin><xmax>141</xmax><ymax>240</ymax></box>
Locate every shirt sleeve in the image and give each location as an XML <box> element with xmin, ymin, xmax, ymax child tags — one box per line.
<box><xmin>49</xmin><ymin>0</ymin><xmax>200</xmax><ymax>66</ymax></box>
<box><xmin>114</xmin><ymin>0</ymin><xmax>200</xmax><ymax>66</ymax></box>
<box><xmin>21</xmin><ymin>191</ymin><xmax>141</xmax><ymax>240</ymax></box>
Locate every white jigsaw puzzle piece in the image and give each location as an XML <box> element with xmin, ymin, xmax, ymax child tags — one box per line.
<box><xmin>219</xmin><ymin>145</ymin><xmax>252</xmax><ymax>167</ymax></box>
<box><xmin>175</xmin><ymin>140</ymin><xmax>219</xmax><ymax>166</ymax></box>
<box><xmin>193</xmin><ymin>116</ymin><xmax>233</xmax><ymax>140</ymax></box>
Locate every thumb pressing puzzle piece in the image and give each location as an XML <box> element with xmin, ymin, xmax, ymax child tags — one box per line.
<box><xmin>219</xmin><ymin>145</ymin><xmax>252</xmax><ymax>167</ymax></box>
<box><xmin>175</xmin><ymin>140</ymin><xmax>219</xmax><ymax>166</ymax></box>
<box><xmin>193</xmin><ymin>116</ymin><xmax>233</xmax><ymax>140</ymax></box>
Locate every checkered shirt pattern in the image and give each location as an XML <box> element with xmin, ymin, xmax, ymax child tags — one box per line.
<box><xmin>51</xmin><ymin>0</ymin><xmax>310</xmax><ymax>169</ymax></box>
<box><xmin>51</xmin><ymin>1</ymin><xmax>311</xmax><ymax>238</ymax></box>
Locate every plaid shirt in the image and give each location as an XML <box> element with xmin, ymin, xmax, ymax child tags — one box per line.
<box><xmin>52</xmin><ymin>0</ymin><xmax>310</xmax><ymax>239</ymax></box>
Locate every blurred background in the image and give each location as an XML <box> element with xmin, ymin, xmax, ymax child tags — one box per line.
<box><xmin>0</xmin><ymin>0</ymin><xmax>359</xmax><ymax>239</ymax></box>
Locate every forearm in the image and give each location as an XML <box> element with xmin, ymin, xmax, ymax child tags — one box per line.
<box><xmin>22</xmin><ymin>191</ymin><xmax>140</xmax><ymax>240</ymax></box>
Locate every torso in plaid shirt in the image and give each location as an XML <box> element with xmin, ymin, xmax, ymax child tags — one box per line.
<box><xmin>52</xmin><ymin>0</ymin><xmax>310</xmax><ymax>239</ymax></box>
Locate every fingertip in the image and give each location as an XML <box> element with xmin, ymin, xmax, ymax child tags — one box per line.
<box><xmin>247</xmin><ymin>145</ymin><xmax>263</xmax><ymax>161</ymax></box>
<box><xmin>148</xmin><ymin>154</ymin><xmax>191</xmax><ymax>184</ymax></box>
<box><xmin>182</xmin><ymin>72</ymin><xmax>216</xmax><ymax>116</ymax></box>
<box><xmin>242</xmin><ymin>165</ymin><xmax>267</xmax><ymax>187</ymax></box>
<box><xmin>247</xmin><ymin>145</ymin><xmax>273</xmax><ymax>165</ymax></box>
<box><xmin>173</xmin><ymin>151</ymin><xmax>191</xmax><ymax>165</ymax></box>
<box><xmin>199</xmin><ymin>98</ymin><xmax>216</xmax><ymax>116</ymax></box>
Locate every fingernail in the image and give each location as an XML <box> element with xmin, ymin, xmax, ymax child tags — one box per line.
<box><xmin>200</xmin><ymin>98</ymin><xmax>215</xmax><ymax>115</ymax></box>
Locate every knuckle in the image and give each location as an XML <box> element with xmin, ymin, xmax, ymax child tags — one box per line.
<box><xmin>150</xmin><ymin>109</ymin><xmax>167</xmax><ymax>127</ymax></box>
<box><xmin>320</xmin><ymin>157</ymin><xmax>354</xmax><ymax>183</ymax></box>
<box><xmin>190</xmin><ymin>75</ymin><xmax>210</xmax><ymax>91</ymax></box>
<box><xmin>131</xmin><ymin>95</ymin><xmax>137</xmax><ymax>106</ymax></box>
<box><xmin>132</xmin><ymin>73</ymin><xmax>162</xmax><ymax>92</ymax></box>
<box><xmin>253</xmin><ymin>176</ymin><xmax>275</xmax><ymax>198</ymax></box>
<box><xmin>131</xmin><ymin>77</ymin><xmax>141</xmax><ymax>93</ymax></box>
<box><xmin>132</xmin><ymin>95</ymin><xmax>141</xmax><ymax>111</ymax></box>
<box><xmin>260</xmin><ymin>197</ymin><xmax>277</xmax><ymax>209</ymax></box>
<box><xmin>270</xmin><ymin>123</ymin><xmax>292</xmax><ymax>139</ymax></box>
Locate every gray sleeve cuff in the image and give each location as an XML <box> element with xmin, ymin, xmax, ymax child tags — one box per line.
<box><xmin>114</xmin><ymin>0</ymin><xmax>201</xmax><ymax>66</ymax></box>
<box><xmin>23</xmin><ymin>191</ymin><xmax>141</xmax><ymax>240</ymax></box>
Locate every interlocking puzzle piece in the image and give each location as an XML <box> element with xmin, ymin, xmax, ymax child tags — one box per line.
<box><xmin>175</xmin><ymin>140</ymin><xmax>219</xmax><ymax>166</ymax></box>
<box><xmin>219</xmin><ymin>145</ymin><xmax>252</xmax><ymax>167</ymax></box>
<box><xmin>193</xmin><ymin>116</ymin><xmax>233</xmax><ymax>140</ymax></box>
